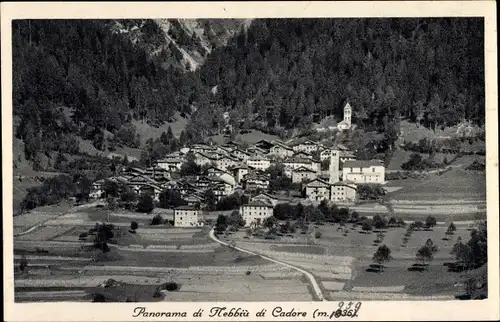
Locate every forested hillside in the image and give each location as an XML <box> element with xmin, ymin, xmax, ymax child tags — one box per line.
<box><xmin>12</xmin><ymin>18</ymin><xmax>484</xmax><ymax>170</ymax></box>
<box><xmin>194</xmin><ymin>18</ymin><xmax>484</xmax><ymax>133</ymax></box>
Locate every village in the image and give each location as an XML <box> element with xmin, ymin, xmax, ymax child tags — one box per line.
<box><xmin>89</xmin><ymin>103</ymin><xmax>385</xmax><ymax>228</ymax></box>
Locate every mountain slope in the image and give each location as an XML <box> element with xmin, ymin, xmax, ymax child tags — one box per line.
<box><xmin>110</xmin><ymin>19</ymin><xmax>251</xmax><ymax>71</ymax></box>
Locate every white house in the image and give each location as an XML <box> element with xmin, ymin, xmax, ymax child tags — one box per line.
<box><xmin>156</xmin><ymin>157</ymin><xmax>184</xmax><ymax>171</ymax></box>
<box><xmin>244</xmin><ymin>173</ymin><xmax>270</xmax><ymax>191</ymax></box>
<box><xmin>269</xmin><ymin>143</ymin><xmax>294</xmax><ymax>158</ymax></box>
<box><xmin>174</xmin><ymin>205</ymin><xmax>202</xmax><ymax>227</ymax></box>
<box><xmin>342</xmin><ymin>160</ymin><xmax>385</xmax><ymax>184</ymax></box>
<box><xmin>216</xmin><ymin>155</ymin><xmax>239</xmax><ymax>171</ymax></box>
<box><xmin>304</xmin><ymin>178</ymin><xmax>332</xmax><ymax>202</ymax></box>
<box><xmin>231</xmin><ymin>164</ymin><xmax>251</xmax><ymax>184</ymax></box>
<box><xmin>337</xmin><ymin>102</ymin><xmax>352</xmax><ymax>131</ymax></box>
<box><xmin>246</xmin><ymin>156</ymin><xmax>271</xmax><ymax>171</ymax></box>
<box><xmin>330</xmin><ymin>181</ymin><xmax>357</xmax><ymax>203</ymax></box>
<box><xmin>90</xmin><ymin>179</ymin><xmax>105</xmax><ymax>199</ymax></box>
<box><xmin>293</xmin><ymin>140</ymin><xmax>319</xmax><ymax>153</ymax></box>
<box><xmin>193</xmin><ymin>152</ymin><xmax>218</xmax><ymax>166</ymax></box>
<box><xmin>231</xmin><ymin>149</ymin><xmax>251</xmax><ymax>161</ymax></box>
<box><xmin>240</xmin><ymin>201</ymin><xmax>274</xmax><ymax>227</ymax></box>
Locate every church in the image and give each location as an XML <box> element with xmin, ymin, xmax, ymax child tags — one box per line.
<box><xmin>337</xmin><ymin>102</ymin><xmax>352</xmax><ymax>131</ymax></box>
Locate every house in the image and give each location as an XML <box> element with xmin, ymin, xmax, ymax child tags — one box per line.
<box><xmin>340</xmin><ymin>151</ymin><xmax>357</xmax><ymax>163</ymax></box>
<box><xmin>90</xmin><ymin>179</ymin><xmax>105</xmax><ymax>199</ymax></box>
<box><xmin>293</xmin><ymin>140</ymin><xmax>319</xmax><ymax>153</ymax></box>
<box><xmin>156</xmin><ymin>157</ymin><xmax>184</xmax><ymax>172</ymax></box>
<box><xmin>330</xmin><ymin>181</ymin><xmax>357</xmax><ymax>203</ymax></box>
<box><xmin>303</xmin><ymin>178</ymin><xmax>357</xmax><ymax>203</ymax></box>
<box><xmin>254</xmin><ymin>140</ymin><xmax>275</xmax><ymax>151</ymax></box>
<box><xmin>138</xmin><ymin>183</ymin><xmax>163</xmax><ymax>202</ymax></box>
<box><xmin>240</xmin><ymin>201</ymin><xmax>274</xmax><ymax>227</ymax></box>
<box><xmin>193</xmin><ymin>152</ymin><xmax>218</xmax><ymax>166</ymax></box>
<box><xmin>174</xmin><ymin>205</ymin><xmax>202</xmax><ymax>227</ymax></box>
<box><xmin>293</xmin><ymin>151</ymin><xmax>314</xmax><ymax>160</ymax></box>
<box><xmin>144</xmin><ymin>166</ymin><xmax>171</xmax><ymax>181</ymax></box>
<box><xmin>342</xmin><ymin>160</ymin><xmax>385</xmax><ymax>184</ymax></box>
<box><xmin>243</xmin><ymin>173</ymin><xmax>270</xmax><ymax>191</ymax></box>
<box><xmin>291</xmin><ymin>166</ymin><xmax>318</xmax><ymax>183</ymax></box>
<box><xmin>304</xmin><ymin>178</ymin><xmax>332</xmax><ymax>202</ymax></box>
<box><xmin>270</xmin><ymin>143</ymin><xmax>295</xmax><ymax>158</ymax></box>
<box><xmin>125</xmin><ymin>175</ymin><xmax>163</xmax><ymax>201</ymax></box>
<box><xmin>246</xmin><ymin>156</ymin><xmax>271</xmax><ymax>171</ymax></box>
<box><xmin>247</xmin><ymin>146</ymin><xmax>268</xmax><ymax>155</ymax></box>
<box><xmin>207</xmin><ymin>166</ymin><xmax>230</xmax><ymax>178</ymax></box>
<box><xmin>231</xmin><ymin>148</ymin><xmax>251</xmax><ymax>161</ymax></box>
<box><xmin>337</xmin><ymin>102</ymin><xmax>352</xmax><ymax>131</ymax></box>
<box><xmin>216</xmin><ymin>155</ymin><xmax>239</xmax><ymax>171</ymax></box>
<box><xmin>320</xmin><ymin>149</ymin><xmax>334</xmax><ymax>161</ymax></box>
<box><xmin>231</xmin><ymin>164</ymin><xmax>252</xmax><ymax>184</ymax></box>
<box><xmin>183</xmin><ymin>192</ymin><xmax>204</xmax><ymax>206</ymax></box>
<box><xmin>190</xmin><ymin>144</ymin><xmax>216</xmax><ymax>154</ymax></box>
<box><xmin>283</xmin><ymin>157</ymin><xmax>321</xmax><ymax>177</ymax></box>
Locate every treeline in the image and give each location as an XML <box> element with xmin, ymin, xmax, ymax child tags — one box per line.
<box><xmin>195</xmin><ymin>18</ymin><xmax>484</xmax><ymax>132</ymax></box>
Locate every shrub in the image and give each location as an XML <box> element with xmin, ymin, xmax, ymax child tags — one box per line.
<box><xmin>136</xmin><ymin>194</ymin><xmax>154</xmax><ymax>213</ymax></box>
<box><xmin>151</xmin><ymin>214</ymin><xmax>164</xmax><ymax>225</ymax></box>
<box><xmin>130</xmin><ymin>221</ymin><xmax>139</xmax><ymax>231</ymax></box>
<box><xmin>314</xmin><ymin>231</ymin><xmax>322</xmax><ymax>238</ymax></box>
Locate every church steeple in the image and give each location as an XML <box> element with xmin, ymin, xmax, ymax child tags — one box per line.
<box><xmin>343</xmin><ymin>102</ymin><xmax>352</xmax><ymax>128</ymax></box>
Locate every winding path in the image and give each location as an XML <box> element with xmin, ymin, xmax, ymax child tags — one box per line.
<box><xmin>208</xmin><ymin>229</ymin><xmax>326</xmax><ymax>301</ymax></box>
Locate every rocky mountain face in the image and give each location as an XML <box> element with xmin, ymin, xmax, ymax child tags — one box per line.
<box><xmin>110</xmin><ymin>19</ymin><xmax>252</xmax><ymax>71</ymax></box>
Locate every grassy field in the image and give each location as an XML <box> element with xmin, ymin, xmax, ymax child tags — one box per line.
<box><xmin>210</xmin><ymin>129</ymin><xmax>280</xmax><ymax>145</ymax></box>
<box><xmin>386</xmin><ymin>169</ymin><xmax>486</xmax><ymax>202</ymax></box>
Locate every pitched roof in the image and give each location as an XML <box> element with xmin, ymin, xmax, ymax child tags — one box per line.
<box><xmin>343</xmin><ymin>160</ymin><xmax>384</xmax><ymax>168</ymax></box>
<box><xmin>174</xmin><ymin>205</ymin><xmax>199</xmax><ymax>211</ymax></box>
<box><xmin>304</xmin><ymin>178</ymin><xmax>331</xmax><ymax>187</ymax></box>
<box><xmin>293</xmin><ymin>166</ymin><xmax>317</xmax><ymax>173</ymax></box>
<box><xmin>242</xmin><ymin>200</ymin><xmax>274</xmax><ymax>208</ymax></box>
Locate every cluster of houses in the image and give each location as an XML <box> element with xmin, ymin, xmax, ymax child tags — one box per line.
<box><xmin>90</xmin><ymin>103</ymin><xmax>385</xmax><ymax>227</ymax></box>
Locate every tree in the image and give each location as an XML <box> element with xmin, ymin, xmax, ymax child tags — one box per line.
<box><xmin>93</xmin><ymin>223</ymin><xmax>115</xmax><ymax>253</ymax></box>
<box><xmin>99</xmin><ymin>178</ymin><xmax>118</xmax><ymax>197</ymax></box>
<box><xmin>151</xmin><ymin>214</ymin><xmax>164</xmax><ymax>226</ymax></box>
<box><xmin>373</xmin><ymin>215</ymin><xmax>387</xmax><ymax>229</ymax></box>
<box><xmin>19</xmin><ymin>255</ymin><xmax>28</xmax><ymax>272</ymax></box>
<box><xmin>130</xmin><ymin>221</ymin><xmax>139</xmax><ymax>233</ymax></box>
<box><xmin>228</xmin><ymin>210</ymin><xmax>245</xmax><ymax>228</ymax></box>
<box><xmin>215</xmin><ymin>214</ymin><xmax>228</xmax><ymax>233</ymax></box>
<box><xmin>179</xmin><ymin>160</ymin><xmax>201</xmax><ymax>176</ymax></box>
<box><xmin>361</xmin><ymin>219</ymin><xmax>373</xmax><ymax>232</ymax></box>
<box><xmin>158</xmin><ymin>189</ymin><xmax>187</xmax><ymax>208</ymax></box>
<box><xmin>425</xmin><ymin>216</ymin><xmax>437</xmax><ymax>228</ymax></box>
<box><xmin>120</xmin><ymin>188</ymin><xmax>138</xmax><ymax>208</ymax></box>
<box><xmin>350</xmin><ymin>211</ymin><xmax>360</xmax><ymax>223</ymax></box>
<box><xmin>451</xmin><ymin>241</ymin><xmax>472</xmax><ymax>271</ymax></box>
<box><xmin>425</xmin><ymin>238</ymin><xmax>438</xmax><ymax>253</ymax></box>
<box><xmin>204</xmin><ymin>189</ymin><xmax>217</xmax><ymax>211</ymax></box>
<box><xmin>263</xmin><ymin>216</ymin><xmax>277</xmax><ymax>230</ymax></box>
<box><xmin>416</xmin><ymin>245</ymin><xmax>433</xmax><ymax>270</ymax></box>
<box><xmin>372</xmin><ymin>244</ymin><xmax>392</xmax><ymax>272</ymax></box>
<box><xmin>136</xmin><ymin>194</ymin><xmax>154</xmax><ymax>213</ymax></box>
